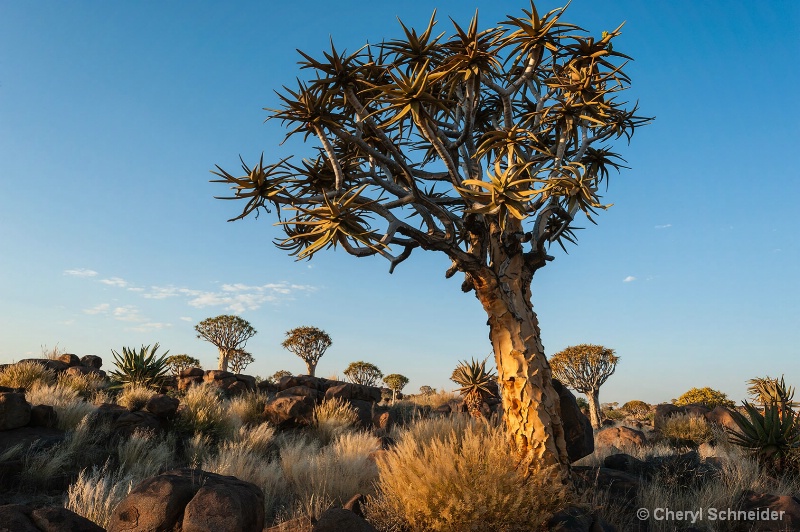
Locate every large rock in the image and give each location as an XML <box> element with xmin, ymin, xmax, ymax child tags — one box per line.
<box><xmin>573</xmin><ymin>466</ymin><xmax>641</xmax><ymax>505</ymax></box>
<box><xmin>178</xmin><ymin>376</ymin><xmax>204</xmax><ymax>392</ymax></box>
<box><xmin>595</xmin><ymin>426</ymin><xmax>647</xmax><ymax>450</ymax></box>
<box><xmin>704</xmin><ymin>405</ymin><xmax>739</xmax><ymax>431</ymax></box>
<box><xmin>17</xmin><ymin>359</ymin><xmax>69</xmax><ymax>373</ymax></box>
<box><xmin>0</xmin><ymin>392</ymin><xmax>31</xmax><ymax>430</ymax></box>
<box><xmin>552</xmin><ymin>378</ymin><xmax>594</xmax><ymax>463</ymax></box>
<box><xmin>180</xmin><ymin>367</ymin><xmax>205</xmax><ymax>378</ymax></box>
<box><xmin>145</xmin><ymin>394</ymin><xmax>180</xmax><ymax>419</ymax></box>
<box><xmin>80</xmin><ymin>355</ymin><xmax>103</xmax><ymax>369</ymax></box>
<box><xmin>29</xmin><ymin>405</ymin><xmax>58</xmax><ymax>428</ymax></box>
<box><xmin>113</xmin><ymin>411</ymin><xmax>162</xmax><ymax>437</ymax></box>
<box><xmin>739</xmin><ymin>491</ymin><xmax>800</xmax><ymax>531</ymax></box>
<box><xmin>0</xmin><ymin>504</ymin><xmax>103</xmax><ymax>532</ymax></box>
<box><xmin>64</xmin><ymin>366</ymin><xmax>106</xmax><ymax>379</ymax></box>
<box><xmin>57</xmin><ymin>354</ymin><xmax>82</xmax><ymax>367</ymax></box>
<box><xmin>653</xmin><ymin>403</ymin><xmax>683</xmax><ymax>432</ymax></box>
<box><xmin>263</xmin><ymin>396</ymin><xmax>316</xmax><ymax>428</ymax></box>
<box><xmin>0</xmin><ymin>426</ymin><xmax>65</xmax><ymax>454</ymax></box>
<box><xmin>313</xmin><ymin>508</ymin><xmax>378</xmax><ymax>532</ymax></box>
<box><xmin>547</xmin><ymin>505</ymin><xmax>618</xmax><ymax>532</ymax></box>
<box><xmin>108</xmin><ymin>469</ymin><xmax>264</xmax><ymax>532</ymax></box>
<box><xmin>278</xmin><ymin>375</ymin><xmax>330</xmax><ymax>392</ymax></box>
<box><xmin>276</xmin><ymin>386</ymin><xmax>323</xmax><ymax>401</ymax></box>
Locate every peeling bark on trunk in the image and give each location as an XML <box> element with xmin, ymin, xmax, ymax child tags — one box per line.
<box><xmin>586</xmin><ymin>389</ymin><xmax>601</xmax><ymax>429</ymax></box>
<box><xmin>473</xmin><ymin>271</ymin><xmax>570</xmax><ymax>480</ymax></box>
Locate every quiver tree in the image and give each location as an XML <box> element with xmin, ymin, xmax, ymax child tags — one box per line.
<box><xmin>549</xmin><ymin>344</ymin><xmax>618</xmax><ymax>429</ymax></box>
<box><xmin>383</xmin><ymin>373</ymin><xmax>409</xmax><ymax>404</ymax></box>
<box><xmin>229</xmin><ymin>349</ymin><xmax>255</xmax><ymax>374</ymax></box>
<box><xmin>281</xmin><ymin>326</ymin><xmax>331</xmax><ymax>376</ymax></box>
<box><xmin>165</xmin><ymin>354</ymin><xmax>201</xmax><ymax>377</ymax></box>
<box><xmin>212</xmin><ymin>3</ymin><xmax>650</xmax><ymax>477</ymax></box>
<box><xmin>343</xmin><ymin>361</ymin><xmax>383</xmax><ymax>386</ymax></box>
<box><xmin>195</xmin><ymin>315</ymin><xmax>257</xmax><ymax>372</ymax></box>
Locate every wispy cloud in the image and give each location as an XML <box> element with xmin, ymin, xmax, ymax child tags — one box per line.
<box><xmin>655</xmin><ymin>224</ymin><xmax>672</xmax><ymax>229</ymax></box>
<box><xmin>623</xmin><ymin>276</ymin><xmax>637</xmax><ymax>283</ymax></box>
<box><xmin>179</xmin><ymin>317</ymin><xmax>193</xmax><ymax>322</ymax></box>
<box><xmin>130</xmin><ymin>322</ymin><xmax>172</xmax><ymax>332</ymax></box>
<box><xmin>100</xmin><ymin>277</ymin><xmax>129</xmax><ymax>288</ymax></box>
<box><xmin>64</xmin><ymin>268</ymin><xmax>98</xmax><ymax>277</ymax></box>
<box><xmin>113</xmin><ymin>305</ymin><xmax>144</xmax><ymax>322</ymax></box>
<box><xmin>84</xmin><ymin>303</ymin><xmax>110</xmax><ymax>315</ymax></box>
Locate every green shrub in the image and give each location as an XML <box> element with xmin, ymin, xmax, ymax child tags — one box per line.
<box><xmin>673</xmin><ymin>387</ymin><xmax>735</xmax><ymax>409</ymax></box>
<box><xmin>727</xmin><ymin>402</ymin><xmax>800</xmax><ymax>472</ymax></box>
<box><xmin>0</xmin><ymin>361</ymin><xmax>56</xmax><ymax>390</ymax></box>
<box><xmin>366</xmin><ymin>416</ymin><xmax>569</xmax><ymax>531</ymax></box>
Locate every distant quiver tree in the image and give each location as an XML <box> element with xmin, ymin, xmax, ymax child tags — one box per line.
<box><xmin>165</xmin><ymin>354</ymin><xmax>201</xmax><ymax>377</ymax></box>
<box><xmin>383</xmin><ymin>373</ymin><xmax>410</xmax><ymax>404</ymax></box>
<box><xmin>211</xmin><ymin>2</ymin><xmax>650</xmax><ymax>477</ymax></box>
<box><xmin>195</xmin><ymin>315</ymin><xmax>257</xmax><ymax>372</ymax></box>
<box><xmin>343</xmin><ymin>361</ymin><xmax>383</xmax><ymax>386</ymax></box>
<box><xmin>281</xmin><ymin>326</ymin><xmax>332</xmax><ymax>376</ymax></box>
<box><xmin>549</xmin><ymin>344</ymin><xmax>619</xmax><ymax>429</ymax></box>
<box><xmin>229</xmin><ymin>349</ymin><xmax>255</xmax><ymax>374</ymax></box>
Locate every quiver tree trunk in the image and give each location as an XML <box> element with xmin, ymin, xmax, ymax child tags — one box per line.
<box><xmin>305</xmin><ymin>361</ymin><xmax>317</xmax><ymax>377</ymax></box>
<box><xmin>473</xmin><ymin>270</ymin><xmax>570</xmax><ymax>480</ymax></box>
<box><xmin>218</xmin><ymin>349</ymin><xmax>229</xmax><ymax>372</ymax></box>
<box><xmin>586</xmin><ymin>389</ymin><xmax>602</xmax><ymax>429</ymax></box>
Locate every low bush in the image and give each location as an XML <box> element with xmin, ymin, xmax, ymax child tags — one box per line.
<box><xmin>622</xmin><ymin>400</ymin><xmax>651</xmax><ymax>418</ymax></box>
<box><xmin>366</xmin><ymin>416</ymin><xmax>569</xmax><ymax>532</ymax></box>
<box><xmin>116</xmin><ymin>384</ymin><xmax>154</xmax><ymax>411</ymax></box>
<box><xmin>673</xmin><ymin>387</ymin><xmax>735</xmax><ymax>409</ymax></box>
<box><xmin>57</xmin><ymin>371</ymin><xmax>108</xmax><ymax>399</ymax></box>
<box><xmin>313</xmin><ymin>397</ymin><xmax>359</xmax><ymax>444</ymax></box>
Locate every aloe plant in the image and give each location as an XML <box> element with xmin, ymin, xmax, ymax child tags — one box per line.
<box><xmin>727</xmin><ymin>401</ymin><xmax>800</xmax><ymax>472</ymax></box>
<box><xmin>451</xmin><ymin>357</ymin><xmax>496</xmax><ymax>419</ymax></box>
<box><xmin>109</xmin><ymin>343</ymin><xmax>170</xmax><ymax>389</ymax></box>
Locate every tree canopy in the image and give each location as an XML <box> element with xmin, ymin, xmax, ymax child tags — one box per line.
<box><xmin>281</xmin><ymin>326</ymin><xmax>332</xmax><ymax>377</ymax></box>
<box><xmin>343</xmin><ymin>361</ymin><xmax>383</xmax><ymax>386</ymax></box>
<box><xmin>165</xmin><ymin>354</ymin><xmax>201</xmax><ymax>376</ymax></box>
<box><xmin>195</xmin><ymin>315</ymin><xmax>257</xmax><ymax>372</ymax></box>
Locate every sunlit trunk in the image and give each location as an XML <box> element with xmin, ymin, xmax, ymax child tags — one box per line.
<box><xmin>218</xmin><ymin>348</ymin><xmax>229</xmax><ymax>372</ymax></box>
<box><xmin>305</xmin><ymin>361</ymin><xmax>317</xmax><ymax>377</ymax></box>
<box><xmin>586</xmin><ymin>389</ymin><xmax>601</xmax><ymax>429</ymax></box>
<box><xmin>474</xmin><ymin>272</ymin><xmax>570</xmax><ymax>480</ymax></box>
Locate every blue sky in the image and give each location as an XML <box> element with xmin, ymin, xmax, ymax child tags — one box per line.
<box><xmin>1</xmin><ymin>1</ymin><xmax>798</xmax><ymax>405</ymax></box>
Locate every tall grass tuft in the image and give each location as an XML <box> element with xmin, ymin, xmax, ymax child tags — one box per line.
<box><xmin>0</xmin><ymin>361</ymin><xmax>56</xmax><ymax>390</ymax></box>
<box><xmin>65</xmin><ymin>464</ymin><xmax>134</xmax><ymax>528</ymax></box>
<box><xmin>178</xmin><ymin>383</ymin><xmax>237</xmax><ymax>439</ymax></box>
<box><xmin>116</xmin><ymin>384</ymin><xmax>154</xmax><ymax>411</ymax></box>
<box><xmin>26</xmin><ymin>383</ymin><xmax>96</xmax><ymax>430</ymax></box>
<box><xmin>57</xmin><ymin>371</ymin><xmax>108</xmax><ymax>399</ymax></box>
<box><xmin>366</xmin><ymin>416</ymin><xmax>569</xmax><ymax>532</ymax></box>
<box><xmin>116</xmin><ymin>429</ymin><xmax>175</xmax><ymax>479</ymax></box>
<box><xmin>313</xmin><ymin>397</ymin><xmax>360</xmax><ymax>444</ymax></box>
<box><xmin>660</xmin><ymin>413</ymin><xmax>714</xmax><ymax>446</ymax></box>
<box><xmin>227</xmin><ymin>391</ymin><xmax>268</xmax><ymax>426</ymax></box>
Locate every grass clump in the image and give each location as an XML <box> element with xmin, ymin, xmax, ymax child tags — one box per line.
<box><xmin>661</xmin><ymin>413</ymin><xmax>714</xmax><ymax>446</ymax></box>
<box><xmin>0</xmin><ymin>361</ymin><xmax>56</xmax><ymax>390</ymax></box>
<box><xmin>57</xmin><ymin>371</ymin><xmax>108</xmax><ymax>399</ymax></box>
<box><xmin>366</xmin><ymin>416</ymin><xmax>569</xmax><ymax>532</ymax></box>
<box><xmin>313</xmin><ymin>397</ymin><xmax>359</xmax><ymax>444</ymax></box>
<box><xmin>26</xmin><ymin>383</ymin><xmax>96</xmax><ymax>430</ymax></box>
<box><xmin>178</xmin><ymin>384</ymin><xmax>236</xmax><ymax>439</ymax></box>
<box><xmin>65</xmin><ymin>464</ymin><xmax>134</xmax><ymax>529</ymax></box>
<box><xmin>116</xmin><ymin>384</ymin><xmax>154</xmax><ymax>411</ymax></box>
<box><xmin>227</xmin><ymin>391</ymin><xmax>268</xmax><ymax>426</ymax></box>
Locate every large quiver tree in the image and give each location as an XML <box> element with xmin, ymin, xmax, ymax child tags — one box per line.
<box><xmin>212</xmin><ymin>3</ymin><xmax>649</xmax><ymax>477</ymax></box>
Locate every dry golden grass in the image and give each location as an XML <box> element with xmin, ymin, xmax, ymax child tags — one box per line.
<box><xmin>660</xmin><ymin>412</ymin><xmax>714</xmax><ymax>446</ymax></box>
<box><xmin>56</xmin><ymin>371</ymin><xmax>107</xmax><ymax>399</ymax></box>
<box><xmin>366</xmin><ymin>416</ymin><xmax>569</xmax><ymax>532</ymax></box>
<box><xmin>406</xmin><ymin>390</ymin><xmax>459</xmax><ymax>409</ymax></box>
<box><xmin>178</xmin><ymin>383</ymin><xmax>237</xmax><ymax>439</ymax></box>
<box><xmin>65</xmin><ymin>464</ymin><xmax>135</xmax><ymax>528</ymax></box>
<box><xmin>226</xmin><ymin>391</ymin><xmax>268</xmax><ymax>426</ymax></box>
<box><xmin>0</xmin><ymin>361</ymin><xmax>56</xmax><ymax>389</ymax></box>
<box><xmin>313</xmin><ymin>397</ymin><xmax>359</xmax><ymax>444</ymax></box>
<box><xmin>116</xmin><ymin>384</ymin><xmax>154</xmax><ymax>411</ymax></box>
<box><xmin>26</xmin><ymin>383</ymin><xmax>96</xmax><ymax>430</ymax></box>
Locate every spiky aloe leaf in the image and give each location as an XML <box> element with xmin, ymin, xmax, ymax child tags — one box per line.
<box><xmin>109</xmin><ymin>343</ymin><xmax>170</xmax><ymax>390</ymax></box>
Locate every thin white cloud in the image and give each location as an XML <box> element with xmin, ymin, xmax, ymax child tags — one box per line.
<box><xmin>186</xmin><ymin>283</ymin><xmax>315</xmax><ymax>313</ymax></box>
<box><xmin>179</xmin><ymin>316</ymin><xmax>193</xmax><ymax>322</ymax></box>
<box><xmin>623</xmin><ymin>276</ymin><xmax>637</xmax><ymax>283</ymax></box>
<box><xmin>100</xmin><ymin>277</ymin><xmax>129</xmax><ymax>288</ymax></box>
<box><xmin>128</xmin><ymin>287</ymin><xmax>144</xmax><ymax>292</ymax></box>
<box><xmin>64</xmin><ymin>268</ymin><xmax>98</xmax><ymax>277</ymax></box>
<box><xmin>130</xmin><ymin>322</ymin><xmax>173</xmax><ymax>332</ymax></box>
<box><xmin>84</xmin><ymin>303</ymin><xmax>110</xmax><ymax>315</ymax></box>
<box><xmin>113</xmin><ymin>305</ymin><xmax>145</xmax><ymax>322</ymax></box>
<box><xmin>654</xmin><ymin>224</ymin><xmax>672</xmax><ymax>229</ymax></box>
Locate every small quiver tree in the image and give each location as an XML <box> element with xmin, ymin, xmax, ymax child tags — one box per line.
<box><xmin>549</xmin><ymin>344</ymin><xmax>618</xmax><ymax>429</ymax></box>
<box><xmin>383</xmin><ymin>373</ymin><xmax>410</xmax><ymax>404</ymax></box>
<box><xmin>165</xmin><ymin>354</ymin><xmax>201</xmax><ymax>377</ymax></box>
<box><xmin>229</xmin><ymin>349</ymin><xmax>255</xmax><ymax>374</ymax></box>
<box><xmin>281</xmin><ymin>326</ymin><xmax>332</xmax><ymax>376</ymax></box>
<box><xmin>195</xmin><ymin>315</ymin><xmax>257</xmax><ymax>372</ymax></box>
<box><xmin>343</xmin><ymin>361</ymin><xmax>383</xmax><ymax>386</ymax></box>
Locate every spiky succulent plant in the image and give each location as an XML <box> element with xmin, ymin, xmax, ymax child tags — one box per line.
<box><xmin>748</xmin><ymin>375</ymin><xmax>798</xmax><ymax>411</ymax></box>
<box><xmin>727</xmin><ymin>401</ymin><xmax>800</xmax><ymax>472</ymax></box>
<box><xmin>109</xmin><ymin>343</ymin><xmax>170</xmax><ymax>390</ymax></box>
<box><xmin>450</xmin><ymin>357</ymin><xmax>496</xmax><ymax>419</ymax></box>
